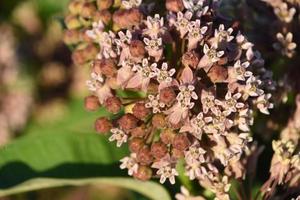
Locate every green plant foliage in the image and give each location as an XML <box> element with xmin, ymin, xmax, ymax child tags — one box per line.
<box><xmin>0</xmin><ymin>177</ymin><xmax>171</xmax><ymax>200</ymax></box>
<box><xmin>0</xmin><ymin>99</ymin><xmax>171</xmax><ymax>199</ymax></box>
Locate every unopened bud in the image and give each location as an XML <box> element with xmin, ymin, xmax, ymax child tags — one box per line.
<box><xmin>81</xmin><ymin>2</ymin><xmax>97</xmax><ymax>18</ymax></box>
<box><xmin>118</xmin><ymin>114</ymin><xmax>139</xmax><ymax>130</ymax></box>
<box><xmin>84</xmin><ymin>95</ymin><xmax>100</xmax><ymax>111</ymax></box>
<box><xmin>93</xmin><ymin>59</ymin><xmax>117</xmax><ymax>77</ymax></box>
<box><xmin>68</xmin><ymin>1</ymin><xmax>84</xmax><ymax>15</ymax></box>
<box><xmin>182</xmin><ymin>51</ymin><xmax>200</xmax><ymax>69</ymax></box>
<box><xmin>151</xmin><ymin>142</ymin><xmax>168</xmax><ymax>159</ymax></box>
<box><xmin>159</xmin><ymin>87</ymin><xmax>176</xmax><ymax>105</ymax></box>
<box><xmin>104</xmin><ymin>96</ymin><xmax>122</xmax><ymax>114</ymax></box>
<box><xmin>65</xmin><ymin>15</ymin><xmax>81</xmax><ymax>30</ymax></box>
<box><xmin>64</xmin><ymin>29</ymin><xmax>81</xmax><ymax>45</ymax></box>
<box><xmin>132</xmin><ymin>102</ymin><xmax>151</xmax><ymax>120</ymax></box>
<box><xmin>137</xmin><ymin>147</ymin><xmax>153</xmax><ymax>165</ymax></box>
<box><xmin>207</xmin><ymin>65</ymin><xmax>228</xmax><ymax>83</ymax></box>
<box><xmin>72</xmin><ymin>49</ymin><xmax>85</xmax><ymax>65</ymax></box>
<box><xmin>129</xmin><ymin>40</ymin><xmax>146</xmax><ymax>58</ymax></box>
<box><xmin>97</xmin><ymin>0</ymin><xmax>113</xmax><ymax>10</ymax></box>
<box><xmin>152</xmin><ymin>114</ymin><xmax>166</xmax><ymax>129</ymax></box>
<box><xmin>129</xmin><ymin>138</ymin><xmax>144</xmax><ymax>153</ymax></box>
<box><xmin>73</xmin><ymin>44</ymin><xmax>98</xmax><ymax>65</ymax></box>
<box><xmin>166</xmin><ymin>0</ymin><xmax>184</xmax><ymax>12</ymax></box>
<box><xmin>113</xmin><ymin>9</ymin><xmax>142</xmax><ymax>29</ymax></box>
<box><xmin>160</xmin><ymin>129</ymin><xmax>176</xmax><ymax>144</ymax></box>
<box><xmin>131</xmin><ymin>126</ymin><xmax>147</xmax><ymax>138</ymax></box>
<box><xmin>94</xmin><ymin>10</ymin><xmax>112</xmax><ymax>25</ymax></box>
<box><xmin>172</xmin><ymin>134</ymin><xmax>190</xmax><ymax>151</ymax></box>
<box><xmin>95</xmin><ymin>117</ymin><xmax>112</xmax><ymax>134</ymax></box>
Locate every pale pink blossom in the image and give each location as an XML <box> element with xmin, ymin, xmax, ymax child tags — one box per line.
<box><xmin>143</xmin><ymin>14</ymin><xmax>166</xmax><ymax>38</ymax></box>
<box><xmin>143</xmin><ymin>37</ymin><xmax>163</xmax><ymax>61</ymax></box>
<box><xmin>145</xmin><ymin>94</ymin><xmax>166</xmax><ymax>113</ymax></box>
<box><xmin>154</xmin><ymin>62</ymin><xmax>176</xmax><ymax>90</ymax></box>
<box><xmin>256</xmin><ymin>93</ymin><xmax>274</xmax><ymax>115</ymax></box>
<box><xmin>126</xmin><ymin>58</ymin><xmax>157</xmax><ymax>91</ymax></box>
<box><xmin>120</xmin><ymin>153</ymin><xmax>139</xmax><ymax>175</ymax></box>
<box><xmin>152</xmin><ymin>156</ymin><xmax>178</xmax><ymax>184</ymax></box>
<box><xmin>175</xmin><ymin>11</ymin><xmax>193</xmax><ymax>38</ymax></box>
<box><xmin>109</xmin><ymin>128</ymin><xmax>128</xmax><ymax>147</ymax></box>
<box><xmin>187</xmin><ymin>20</ymin><xmax>207</xmax><ymax>50</ymax></box>
<box><xmin>198</xmin><ymin>44</ymin><xmax>224</xmax><ymax>71</ymax></box>
<box><xmin>228</xmin><ymin>60</ymin><xmax>252</xmax><ymax>82</ymax></box>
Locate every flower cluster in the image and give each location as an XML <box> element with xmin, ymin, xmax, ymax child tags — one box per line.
<box><xmin>261</xmin><ymin>94</ymin><xmax>300</xmax><ymax>199</ymax></box>
<box><xmin>65</xmin><ymin>0</ymin><xmax>275</xmax><ymax>199</ymax></box>
<box><xmin>262</xmin><ymin>0</ymin><xmax>298</xmax><ymax>57</ymax></box>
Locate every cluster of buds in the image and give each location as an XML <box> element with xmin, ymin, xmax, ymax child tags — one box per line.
<box><xmin>261</xmin><ymin>94</ymin><xmax>300</xmax><ymax>199</ymax></box>
<box><xmin>65</xmin><ymin>0</ymin><xmax>275</xmax><ymax>199</ymax></box>
<box><xmin>63</xmin><ymin>0</ymin><xmax>114</xmax><ymax>66</ymax></box>
<box><xmin>261</xmin><ymin>0</ymin><xmax>298</xmax><ymax>57</ymax></box>
<box><xmin>261</xmin><ymin>139</ymin><xmax>300</xmax><ymax>199</ymax></box>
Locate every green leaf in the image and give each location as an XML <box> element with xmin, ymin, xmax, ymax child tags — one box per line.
<box><xmin>0</xmin><ymin>131</ymin><xmax>128</xmax><ymax>188</ymax></box>
<box><xmin>0</xmin><ymin>177</ymin><xmax>171</xmax><ymax>200</ymax></box>
<box><xmin>0</xmin><ymin>99</ymin><xmax>171</xmax><ymax>199</ymax></box>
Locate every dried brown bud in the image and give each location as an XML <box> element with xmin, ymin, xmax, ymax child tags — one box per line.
<box><xmin>159</xmin><ymin>87</ymin><xmax>176</xmax><ymax>105</ymax></box>
<box><xmin>129</xmin><ymin>138</ymin><xmax>144</xmax><ymax>153</ymax></box>
<box><xmin>137</xmin><ymin>147</ymin><xmax>153</xmax><ymax>165</ymax></box>
<box><xmin>63</xmin><ymin>29</ymin><xmax>80</xmax><ymax>45</ymax></box>
<box><xmin>129</xmin><ymin>40</ymin><xmax>146</xmax><ymax>58</ymax></box>
<box><xmin>132</xmin><ymin>102</ymin><xmax>151</xmax><ymax>120</ymax></box>
<box><xmin>166</xmin><ymin>0</ymin><xmax>184</xmax><ymax>12</ymax></box>
<box><xmin>172</xmin><ymin>134</ymin><xmax>190</xmax><ymax>151</ymax></box>
<box><xmin>151</xmin><ymin>142</ymin><xmax>168</xmax><ymax>159</ymax></box>
<box><xmin>182</xmin><ymin>51</ymin><xmax>200</xmax><ymax>69</ymax></box>
<box><xmin>94</xmin><ymin>10</ymin><xmax>112</xmax><ymax>25</ymax></box>
<box><xmin>207</xmin><ymin>65</ymin><xmax>228</xmax><ymax>83</ymax></box>
<box><xmin>84</xmin><ymin>95</ymin><xmax>100</xmax><ymax>111</ymax></box>
<box><xmin>118</xmin><ymin>114</ymin><xmax>139</xmax><ymax>130</ymax></box>
<box><xmin>113</xmin><ymin>9</ymin><xmax>142</xmax><ymax>29</ymax></box>
<box><xmin>97</xmin><ymin>0</ymin><xmax>113</xmax><ymax>10</ymax></box>
<box><xmin>93</xmin><ymin>59</ymin><xmax>117</xmax><ymax>77</ymax></box>
<box><xmin>65</xmin><ymin>15</ymin><xmax>81</xmax><ymax>30</ymax></box>
<box><xmin>73</xmin><ymin>44</ymin><xmax>98</xmax><ymax>65</ymax></box>
<box><xmin>81</xmin><ymin>2</ymin><xmax>97</xmax><ymax>18</ymax></box>
<box><xmin>160</xmin><ymin>129</ymin><xmax>176</xmax><ymax>144</ymax></box>
<box><xmin>133</xmin><ymin>165</ymin><xmax>152</xmax><ymax>181</ymax></box>
<box><xmin>152</xmin><ymin>114</ymin><xmax>166</xmax><ymax>129</ymax></box>
<box><xmin>95</xmin><ymin>117</ymin><xmax>112</xmax><ymax>134</ymax></box>
<box><xmin>131</xmin><ymin>126</ymin><xmax>147</xmax><ymax>138</ymax></box>
<box><xmin>104</xmin><ymin>96</ymin><xmax>122</xmax><ymax>114</ymax></box>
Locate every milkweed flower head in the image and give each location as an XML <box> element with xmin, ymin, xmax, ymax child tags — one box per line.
<box><xmin>64</xmin><ymin>0</ymin><xmax>275</xmax><ymax>198</ymax></box>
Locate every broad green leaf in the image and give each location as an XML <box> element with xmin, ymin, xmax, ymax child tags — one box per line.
<box><xmin>0</xmin><ymin>99</ymin><xmax>171</xmax><ymax>199</ymax></box>
<box><xmin>0</xmin><ymin>131</ymin><xmax>128</xmax><ymax>188</ymax></box>
<box><xmin>0</xmin><ymin>177</ymin><xmax>172</xmax><ymax>200</ymax></box>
